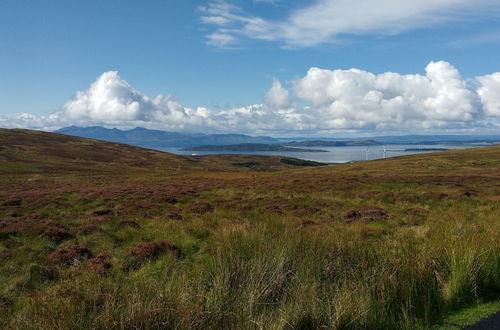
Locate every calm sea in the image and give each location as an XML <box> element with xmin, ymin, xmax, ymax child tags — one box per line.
<box><xmin>160</xmin><ymin>144</ymin><xmax>477</xmax><ymax>164</ymax></box>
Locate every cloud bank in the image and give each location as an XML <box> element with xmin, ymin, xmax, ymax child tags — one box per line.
<box><xmin>3</xmin><ymin>61</ymin><xmax>500</xmax><ymax>135</ymax></box>
<box><xmin>199</xmin><ymin>0</ymin><xmax>500</xmax><ymax>48</ymax></box>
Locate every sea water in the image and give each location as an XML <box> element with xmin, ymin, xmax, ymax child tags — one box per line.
<box><xmin>160</xmin><ymin>144</ymin><xmax>476</xmax><ymax>164</ymax></box>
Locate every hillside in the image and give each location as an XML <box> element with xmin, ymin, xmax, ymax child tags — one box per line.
<box><xmin>0</xmin><ymin>129</ymin><xmax>499</xmax><ymax>329</ymax></box>
<box><xmin>0</xmin><ymin>129</ymin><xmax>323</xmax><ymax>174</ymax></box>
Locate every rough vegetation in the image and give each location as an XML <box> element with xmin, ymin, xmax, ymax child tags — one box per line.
<box><xmin>0</xmin><ymin>129</ymin><xmax>499</xmax><ymax>329</ymax></box>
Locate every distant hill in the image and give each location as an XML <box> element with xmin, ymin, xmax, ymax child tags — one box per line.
<box><xmin>182</xmin><ymin>143</ymin><xmax>327</xmax><ymax>152</ymax></box>
<box><xmin>0</xmin><ymin>129</ymin><xmax>322</xmax><ymax>174</ymax></box>
<box><xmin>283</xmin><ymin>140</ymin><xmax>380</xmax><ymax>147</ymax></box>
<box><xmin>276</xmin><ymin>135</ymin><xmax>500</xmax><ymax>145</ymax></box>
<box><xmin>370</xmin><ymin>135</ymin><xmax>500</xmax><ymax>145</ymax></box>
<box><xmin>54</xmin><ymin>126</ymin><xmax>500</xmax><ymax>149</ymax></box>
<box><xmin>55</xmin><ymin>126</ymin><xmax>278</xmax><ymax>148</ymax></box>
<box><xmin>56</xmin><ymin>126</ymin><xmax>381</xmax><ymax>150</ymax></box>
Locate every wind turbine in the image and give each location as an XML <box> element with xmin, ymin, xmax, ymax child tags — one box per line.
<box><xmin>383</xmin><ymin>145</ymin><xmax>387</xmax><ymax>159</ymax></box>
<box><xmin>365</xmin><ymin>147</ymin><xmax>369</xmax><ymax>161</ymax></box>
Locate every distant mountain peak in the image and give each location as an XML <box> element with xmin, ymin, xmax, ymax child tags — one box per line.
<box><xmin>54</xmin><ymin>126</ymin><xmax>278</xmax><ymax>148</ymax></box>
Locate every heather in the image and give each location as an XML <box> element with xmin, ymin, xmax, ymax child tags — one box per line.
<box><xmin>0</xmin><ymin>129</ymin><xmax>499</xmax><ymax>329</ymax></box>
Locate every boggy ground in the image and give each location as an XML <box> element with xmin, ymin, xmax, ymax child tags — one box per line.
<box><xmin>0</xmin><ymin>129</ymin><xmax>499</xmax><ymax>329</ymax></box>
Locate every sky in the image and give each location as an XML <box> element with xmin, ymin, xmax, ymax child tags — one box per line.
<box><xmin>1</xmin><ymin>0</ymin><xmax>500</xmax><ymax>136</ymax></box>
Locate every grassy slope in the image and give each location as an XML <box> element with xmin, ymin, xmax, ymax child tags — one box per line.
<box><xmin>0</xmin><ymin>129</ymin><xmax>499</xmax><ymax>329</ymax></box>
<box><xmin>0</xmin><ymin>129</ymin><xmax>322</xmax><ymax>174</ymax></box>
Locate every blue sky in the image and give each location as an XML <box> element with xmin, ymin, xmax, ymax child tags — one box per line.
<box><xmin>1</xmin><ymin>0</ymin><xmax>500</xmax><ymax>136</ymax></box>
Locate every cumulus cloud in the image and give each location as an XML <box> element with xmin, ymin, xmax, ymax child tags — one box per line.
<box><xmin>200</xmin><ymin>0</ymin><xmax>500</xmax><ymax>48</ymax></box>
<box><xmin>265</xmin><ymin>79</ymin><xmax>291</xmax><ymax>109</ymax></box>
<box><xmin>292</xmin><ymin>61</ymin><xmax>481</xmax><ymax>130</ymax></box>
<box><xmin>476</xmin><ymin>72</ymin><xmax>500</xmax><ymax>117</ymax></box>
<box><xmin>57</xmin><ymin>71</ymin><xmax>212</xmax><ymax>130</ymax></box>
<box><xmin>2</xmin><ymin>61</ymin><xmax>500</xmax><ymax>135</ymax></box>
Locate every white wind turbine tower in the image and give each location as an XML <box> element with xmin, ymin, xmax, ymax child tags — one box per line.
<box><xmin>365</xmin><ymin>147</ymin><xmax>369</xmax><ymax>161</ymax></box>
<box><xmin>383</xmin><ymin>145</ymin><xmax>387</xmax><ymax>159</ymax></box>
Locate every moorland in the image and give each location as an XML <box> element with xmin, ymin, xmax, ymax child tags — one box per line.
<box><xmin>0</xmin><ymin>128</ymin><xmax>499</xmax><ymax>329</ymax></box>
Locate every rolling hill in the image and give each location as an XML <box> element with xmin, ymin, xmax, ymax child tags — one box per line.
<box><xmin>0</xmin><ymin>129</ymin><xmax>499</xmax><ymax>329</ymax></box>
<box><xmin>0</xmin><ymin>129</ymin><xmax>324</xmax><ymax>174</ymax></box>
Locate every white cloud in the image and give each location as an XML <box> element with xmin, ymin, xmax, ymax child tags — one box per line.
<box><xmin>57</xmin><ymin>71</ymin><xmax>212</xmax><ymax>130</ymax></box>
<box><xmin>206</xmin><ymin>32</ymin><xmax>238</xmax><ymax>48</ymax></box>
<box><xmin>264</xmin><ymin>79</ymin><xmax>291</xmax><ymax>109</ymax></box>
<box><xmin>2</xmin><ymin>61</ymin><xmax>500</xmax><ymax>135</ymax></box>
<box><xmin>477</xmin><ymin>72</ymin><xmax>500</xmax><ymax>117</ymax></box>
<box><xmin>201</xmin><ymin>16</ymin><xmax>232</xmax><ymax>26</ymax></box>
<box><xmin>291</xmin><ymin>61</ymin><xmax>481</xmax><ymax>130</ymax></box>
<box><xmin>61</xmin><ymin>71</ymin><xmax>144</xmax><ymax>122</ymax></box>
<box><xmin>200</xmin><ymin>0</ymin><xmax>500</xmax><ymax>48</ymax></box>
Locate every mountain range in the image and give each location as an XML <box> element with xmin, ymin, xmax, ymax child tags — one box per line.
<box><xmin>55</xmin><ymin>126</ymin><xmax>500</xmax><ymax>149</ymax></box>
<box><xmin>55</xmin><ymin>126</ymin><xmax>278</xmax><ymax>148</ymax></box>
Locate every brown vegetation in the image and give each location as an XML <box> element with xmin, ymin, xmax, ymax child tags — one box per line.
<box><xmin>87</xmin><ymin>252</ymin><xmax>112</xmax><ymax>275</ymax></box>
<box><xmin>341</xmin><ymin>206</ymin><xmax>389</xmax><ymax>223</ymax></box>
<box><xmin>73</xmin><ymin>224</ymin><xmax>101</xmax><ymax>235</ymax></box>
<box><xmin>165</xmin><ymin>212</ymin><xmax>184</xmax><ymax>221</ymax></box>
<box><xmin>128</xmin><ymin>241</ymin><xmax>183</xmax><ymax>261</ymax></box>
<box><xmin>41</xmin><ymin>226</ymin><xmax>72</xmax><ymax>243</ymax></box>
<box><xmin>292</xmin><ymin>206</ymin><xmax>321</xmax><ymax>216</ymax></box>
<box><xmin>186</xmin><ymin>202</ymin><xmax>214</xmax><ymax>215</ymax></box>
<box><xmin>92</xmin><ymin>209</ymin><xmax>113</xmax><ymax>216</ymax></box>
<box><xmin>47</xmin><ymin>245</ymin><xmax>93</xmax><ymax>266</ymax></box>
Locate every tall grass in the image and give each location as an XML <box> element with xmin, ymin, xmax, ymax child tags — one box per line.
<box><xmin>4</xmin><ymin>209</ymin><xmax>499</xmax><ymax>329</ymax></box>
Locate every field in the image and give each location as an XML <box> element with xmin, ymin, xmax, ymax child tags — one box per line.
<box><xmin>1</xmin><ymin>129</ymin><xmax>499</xmax><ymax>329</ymax></box>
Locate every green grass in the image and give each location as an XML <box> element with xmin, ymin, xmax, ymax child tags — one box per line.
<box><xmin>0</xmin><ymin>129</ymin><xmax>500</xmax><ymax>329</ymax></box>
<box><xmin>437</xmin><ymin>300</ymin><xmax>500</xmax><ymax>329</ymax></box>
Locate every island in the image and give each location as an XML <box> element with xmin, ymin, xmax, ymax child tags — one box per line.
<box><xmin>181</xmin><ymin>143</ymin><xmax>327</xmax><ymax>152</ymax></box>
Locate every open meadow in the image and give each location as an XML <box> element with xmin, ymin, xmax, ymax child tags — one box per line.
<box><xmin>0</xmin><ymin>129</ymin><xmax>499</xmax><ymax>329</ymax></box>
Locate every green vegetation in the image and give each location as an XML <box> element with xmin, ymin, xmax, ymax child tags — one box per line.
<box><xmin>437</xmin><ymin>300</ymin><xmax>500</xmax><ymax>329</ymax></box>
<box><xmin>279</xmin><ymin>157</ymin><xmax>327</xmax><ymax>166</ymax></box>
<box><xmin>0</xmin><ymin>128</ymin><xmax>499</xmax><ymax>329</ymax></box>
